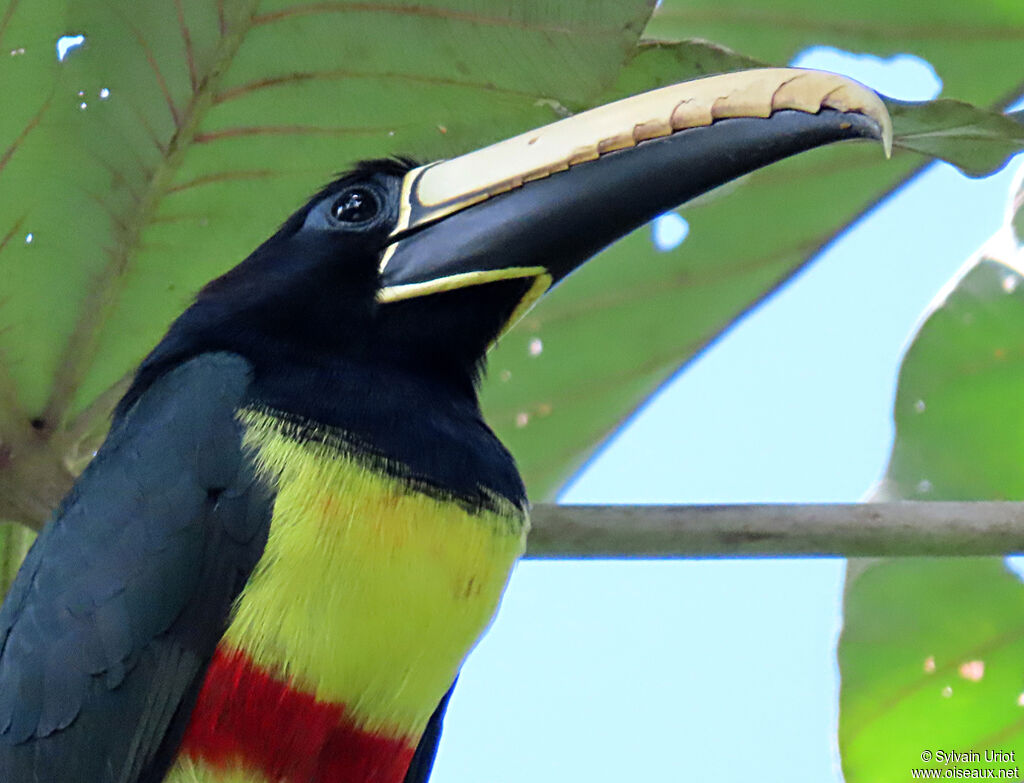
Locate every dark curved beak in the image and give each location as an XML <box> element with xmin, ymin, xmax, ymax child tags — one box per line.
<box><xmin>377</xmin><ymin>68</ymin><xmax>891</xmax><ymax>331</ymax></box>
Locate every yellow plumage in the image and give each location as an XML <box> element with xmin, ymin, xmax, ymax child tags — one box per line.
<box><xmin>169</xmin><ymin>757</ymin><xmax>259</xmax><ymax>783</ymax></box>
<box><xmin>221</xmin><ymin>407</ymin><xmax>527</xmax><ymax>738</ymax></box>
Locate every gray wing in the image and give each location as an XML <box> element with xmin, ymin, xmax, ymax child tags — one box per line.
<box><xmin>0</xmin><ymin>353</ymin><xmax>272</xmax><ymax>783</ymax></box>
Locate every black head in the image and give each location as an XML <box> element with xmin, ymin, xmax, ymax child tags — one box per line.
<box><xmin>119</xmin><ymin>159</ymin><xmax>533</xmax><ymax>414</ymax></box>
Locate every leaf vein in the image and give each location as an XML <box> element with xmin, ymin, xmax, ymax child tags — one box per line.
<box><xmin>175</xmin><ymin>0</ymin><xmax>199</xmax><ymax>93</ymax></box>
<box><xmin>41</xmin><ymin>4</ymin><xmax>261</xmax><ymax>425</ymax></box>
<box><xmin>215</xmin><ymin>68</ymin><xmax>543</xmax><ymax>104</ymax></box>
<box><xmin>119</xmin><ymin>10</ymin><xmax>182</xmax><ymax>128</ymax></box>
<box><xmin>194</xmin><ymin>124</ymin><xmax>401</xmax><ymax>143</ymax></box>
<box><xmin>252</xmin><ymin>3</ymin><xmax>583</xmax><ymax>34</ymax></box>
<box><xmin>167</xmin><ymin>169</ymin><xmax>282</xmax><ymax>194</ymax></box>
<box><xmin>0</xmin><ymin>216</ymin><xmax>26</xmax><ymax>261</ymax></box>
<box><xmin>0</xmin><ymin>0</ymin><xmax>19</xmax><ymax>48</ymax></box>
<box><xmin>0</xmin><ymin>95</ymin><xmax>51</xmax><ymax>178</ymax></box>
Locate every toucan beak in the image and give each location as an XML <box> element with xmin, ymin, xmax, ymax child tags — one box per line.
<box><xmin>377</xmin><ymin>68</ymin><xmax>892</xmax><ymax>330</ymax></box>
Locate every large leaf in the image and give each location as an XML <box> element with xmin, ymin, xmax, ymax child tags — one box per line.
<box><xmin>880</xmin><ymin>260</ymin><xmax>1024</xmax><ymax>502</ymax></box>
<box><xmin>0</xmin><ymin>0</ymin><xmax>655</xmax><ymax>523</ymax></box>
<box><xmin>840</xmin><ymin>167</ymin><xmax>1024</xmax><ymax>779</ymax></box>
<box><xmin>842</xmin><ymin>559</ymin><xmax>1024</xmax><ymax>781</ymax></box>
<box><xmin>889</xmin><ymin>101</ymin><xmax>1024</xmax><ymax>178</ymax></box>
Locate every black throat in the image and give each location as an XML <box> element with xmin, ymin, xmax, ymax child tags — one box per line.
<box><xmin>244</xmin><ymin>354</ymin><xmax>526</xmax><ymax>513</ymax></box>
<box><xmin>118</xmin><ymin>278</ymin><xmax>533</xmax><ymax>512</ymax></box>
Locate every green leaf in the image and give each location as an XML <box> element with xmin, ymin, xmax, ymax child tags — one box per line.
<box><xmin>0</xmin><ymin>523</ymin><xmax>33</xmax><ymax>597</ymax></box>
<box><xmin>0</xmin><ymin>0</ymin><xmax>655</xmax><ymax>525</ymax></box>
<box><xmin>840</xmin><ymin>169</ymin><xmax>1024</xmax><ymax>777</ymax></box>
<box><xmin>888</xmin><ymin>100</ymin><xmax>1024</xmax><ymax>178</ymax></box>
<box><xmin>599</xmin><ymin>39</ymin><xmax>764</xmax><ymax>100</ymax></box>
<box><xmin>55</xmin><ymin>0</ymin><xmax>655</xmax><ymax>419</ymax></box>
<box><xmin>647</xmin><ymin>0</ymin><xmax>1024</xmax><ymax>107</ymax></box>
<box><xmin>841</xmin><ymin>559</ymin><xmax>1024</xmax><ymax>782</ymax></box>
<box><xmin>880</xmin><ymin>258</ymin><xmax>1024</xmax><ymax>501</ymax></box>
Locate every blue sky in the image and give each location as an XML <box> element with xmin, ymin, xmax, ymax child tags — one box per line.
<box><xmin>433</xmin><ymin>51</ymin><xmax>1024</xmax><ymax>783</ymax></box>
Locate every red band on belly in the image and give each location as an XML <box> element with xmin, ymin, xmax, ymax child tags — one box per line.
<box><xmin>180</xmin><ymin>648</ymin><xmax>417</xmax><ymax>783</ymax></box>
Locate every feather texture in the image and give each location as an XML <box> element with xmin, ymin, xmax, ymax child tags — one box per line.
<box><xmin>0</xmin><ymin>353</ymin><xmax>271</xmax><ymax>783</ymax></box>
<box><xmin>165</xmin><ymin>407</ymin><xmax>526</xmax><ymax>781</ymax></box>
<box><xmin>228</xmin><ymin>406</ymin><xmax>523</xmax><ymax>735</ymax></box>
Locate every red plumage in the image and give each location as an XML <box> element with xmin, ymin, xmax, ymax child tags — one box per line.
<box><xmin>180</xmin><ymin>647</ymin><xmax>416</xmax><ymax>782</ymax></box>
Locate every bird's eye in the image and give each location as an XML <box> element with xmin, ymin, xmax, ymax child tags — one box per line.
<box><xmin>331</xmin><ymin>188</ymin><xmax>380</xmax><ymax>224</ymax></box>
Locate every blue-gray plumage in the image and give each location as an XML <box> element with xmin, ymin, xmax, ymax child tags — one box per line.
<box><xmin>0</xmin><ymin>354</ymin><xmax>271</xmax><ymax>782</ymax></box>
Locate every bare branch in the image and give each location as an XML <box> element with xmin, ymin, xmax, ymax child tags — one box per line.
<box><xmin>525</xmin><ymin>502</ymin><xmax>1024</xmax><ymax>558</ymax></box>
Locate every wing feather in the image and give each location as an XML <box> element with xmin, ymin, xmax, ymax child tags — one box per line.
<box><xmin>0</xmin><ymin>353</ymin><xmax>272</xmax><ymax>783</ymax></box>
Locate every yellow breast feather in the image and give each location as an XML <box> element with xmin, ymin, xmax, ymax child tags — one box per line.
<box><xmin>222</xmin><ymin>407</ymin><xmax>527</xmax><ymax>738</ymax></box>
